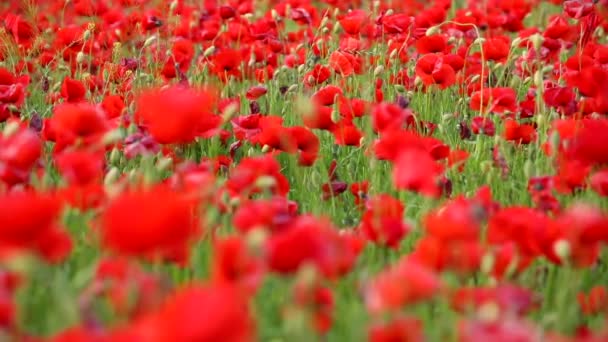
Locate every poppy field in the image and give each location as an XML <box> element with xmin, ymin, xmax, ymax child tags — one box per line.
<box><xmin>2</xmin><ymin>0</ymin><xmax>608</xmax><ymax>340</ymax></box>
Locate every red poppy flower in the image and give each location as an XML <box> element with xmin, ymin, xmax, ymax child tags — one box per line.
<box><xmin>47</xmin><ymin>102</ymin><xmax>111</xmax><ymax>150</ymax></box>
<box><xmin>415</xmin><ymin>54</ymin><xmax>456</xmax><ymax>89</ymax></box>
<box><xmin>152</xmin><ymin>284</ymin><xmax>254</xmax><ymax>341</ymax></box>
<box><xmin>359</xmin><ymin>194</ymin><xmax>409</xmax><ymax>249</ymax></box>
<box><xmin>590</xmin><ymin>168</ymin><xmax>608</xmax><ymax>196</ymax></box>
<box><xmin>393</xmin><ymin>148</ymin><xmax>444</xmax><ymax>197</ymax></box>
<box><xmin>503</xmin><ymin>120</ymin><xmax>536</xmax><ymax>144</ymax></box>
<box><xmin>60</xmin><ymin>77</ymin><xmax>87</xmax><ymax>103</ymax></box>
<box><xmin>100</xmin><ymin>185</ymin><xmax>200</xmax><ymax>264</ymax></box>
<box><xmin>482</xmin><ymin>36</ymin><xmax>511</xmax><ymax>62</ymax></box>
<box><xmin>135</xmin><ymin>85</ymin><xmax>218</xmax><ymax>144</ymax></box>
<box><xmin>470</xmin><ymin>87</ymin><xmax>517</xmax><ymax>114</ymax></box>
<box><xmin>0</xmin><ymin>191</ymin><xmax>71</xmax><ymax>263</ymax></box>
<box><xmin>0</xmin><ymin>125</ymin><xmax>41</xmax><ymax>186</ymax></box>
<box><xmin>212</xmin><ymin>237</ymin><xmax>264</xmax><ymax>295</ymax></box>
<box><xmin>415</xmin><ymin>34</ymin><xmax>448</xmax><ymax>54</ymax></box>
<box><xmin>369</xmin><ymin>316</ymin><xmax>423</xmax><ymax>342</ymax></box>
<box><xmin>339</xmin><ymin>10</ymin><xmax>368</xmax><ymax>35</ymax></box>
<box><xmin>366</xmin><ymin>257</ymin><xmax>441</xmax><ymax>313</ymax></box>
<box><xmin>266</xmin><ymin>215</ymin><xmax>358</xmax><ymax>278</ymax></box>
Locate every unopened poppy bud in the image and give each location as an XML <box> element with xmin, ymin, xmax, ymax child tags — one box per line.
<box><xmin>4</xmin><ymin>253</ymin><xmax>35</xmax><ymax>275</ymax></box>
<box><xmin>127</xmin><ymin>169</ymin><xmax>138</xmax><ymax>183</ymax></box>
<box><xmin>534</xmin><ymin>71</ymin><xmax>544</xmax><ymax>89</ymax></box>
<box><xmin>511</xmin><ymin>37</ymin><xmax>522</xmax><ymax>48</ymax></box>
<box><xmin>473</xmin><ymin>37</ymin><xmax>486</xmax><ymax>46</ymax></box>
<box><xmin>470</xmin><ymin>74</ymin><xmax>481</xmax><ymax>84</ymax></box>
<box><xmin>542</xmin><ymin>65</ymin><xmax>554</xmax><ymax>74</ymax></box>
<box><xmin>481</xmin><ymin>253</ymin><xmax>495</xmax><ymax>274</ymax></box>
<box><xmin>509</xmin><ymin>76</ymin><xmax>521</xmax><ymax>89</ymax></box>
<box><xmin>2</xmin><ymin>121</ymin><xmax>19</xmax><ymax>137</ymax></box>
<box><xmin>524</xmin><ymin>159</ymin><xmax>533</xmax><ymax>179</ymax></box>
<box><xmin>414</xmin><ymin>76</ymin><xmax>422</xmax><ymax>87</ymax></box>
<box><xmin>104</xmin><ymin>167</ymin><xmax>120</xmax><ymax>187</ymax></box>
<box><xmin>359</xmin><ymin>136</ymin><xmax>365</xmax><ymax>146</ymax></box>
<box><xmin>478</xmin><ymin>302</ymin><xmax>500</xmax><ymax>323</ymax></box>
<box><xmin>389</xmin><ymin>49</ymin><xmax>398</xmax><ymax>59</ymax></box>
<box><xmin>320</xmin><ymin>16</ymin><xmax>329</xmax><ymax>29</ymax></box>
<box><xmin>549</xmin><ymin>131</ymin><xmax>560</xmax><ymax>155</ymax></box>
<box><xmin>384</xmin><ymin>9</ymin><xmax>394</xmax><ymax>16</ymax></box>
<box><xmin>255</xmin><ymin>175</ymin><xmax>276</xmax><ymax>189</ymax></box>
<box><xmin>530</xmin><ymin>33</ymin><xmax>543</xmax><ymax>51</ymax></box>
<box><xmin>295</xmin><ymin>95</ymin><xmax>313</xmax><ymax>117</ymax></box>
<box><xmin>169</xmin><ymin>0</ymin><xmax>178</xmax><ymax>12</ymax></box>
<box><xmin>333</xmin><ymin>22</ymin><xmax>341</xmax><ymax>34</ymax></box>
<box><xmin>296</xmin><ymin>263</ymin><xmax>318</xmax><ymax>288</ymax></box>
<box><xmin>523</xmin><ymin>76</ymin><xmax>532</xmax><ymax>85</ymax></box>
<box><xmin>373</xmin><ymin>65</ymin><xmax>384</xmax><ymax>77</ymax></box>
<box><xmin>271</xmin><ymin>9</ymin><xmax>280</xmax><ymax>21</ymax></box>
<box><xmin>246</xmin><ymin>228</ymin><xmax>268</xmax><ymax>255</ymax></box>
<box><xmin>554</xmin><ymin>239</ymin><xmax>571</xmax><ymax>262</ymax></box>
<box><xmin>493</xmin><ymin>134</ymin><xmax>502</xmax><ymax>146</ymax></box>
<box><xmin>394</xmin><ymin>84</ymin><xmax>406</xmax><ymax>93</ymax></box>
<box><xmin>203</xmin><ymin>45</ymin><xmax>215</xmax><ymax>57</ymax></box>
<box><xmin>76</xmin><ymin>51</ymin><xmax>86</xmax><ymax>64</ymax></box>
<box><xmin>83</xmin><ymin>29</ymin><xmax>91</xmax><ymax>41</ymax></box>
<box><xmin>447</xmin><ymin>36</ymin><xmax>457</xmax><ymax>44</ymax></box>
<box><xmin>331</xmin><ymin>109</ymin><xmax>341</xmax><ymax>123</ymax></box>
<box><xmin>156</xmin><ymin>157</ymin><xmax>173</xmax><ymax>173</ymax></box>
<box><xmin>287</xmin><ymin>84</ymin><xmax>298</xmax><ymax>93</ymax></box>
<box><xmin>321</xmin><ymin>27</ymin><xmax>330</xmax><ymax>34</ymax></box>
<box><xmin>425</xmin><ymin>25</ymin><xmax>440</xmax><ymax>36</ymax></box>
<box><xmin>261</xmin><ymin>144</ymin><xmax>271</xmax><ymax>153</ymax></box>
<box><xmin>109</xmin><ymin>148</ymin><xmax>121</xmax><ymax>165</ymax></box>
<box><xmin>143</xmin><ymin>35</ymin><xmax>157</xmax><ymax>49</ymax></box>
<box><xmin>297</xmin><ymin>64</ymin><xmax>306</xmax><ymax>74</ymax></box>
<box><xmin>221</xmin><ymin>102</ymin><xmax>239</xmax><ymax>123</ymax></box>
<box><xmin>102</xmin><ymin>128</ymin><xmax>124</xmax><ymax>145</ymax></box>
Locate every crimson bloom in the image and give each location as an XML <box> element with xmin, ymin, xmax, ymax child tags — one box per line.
<box><xmin>135</xmin><ymin>85</ymin><xmax>218</xmax><ymax>144</ymax></box>
<box><xmin>0</xmin><ymin>191</ymin><xmax>71</xmax><ymax>263</ymax></box>
<box><xmin>100</xmin><ymin>185</ymin><xmax>200</xmax><ymax>264</ymax></box>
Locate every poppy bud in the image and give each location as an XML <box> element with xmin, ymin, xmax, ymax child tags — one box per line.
<box><xmin>524</xmin><ymin>159</ymin><xmax>533</xmax><ymax>179</ymax></box>
<box><xmin>109</xmin><ymin>148</ymin><xmax>121</xmax><ymax>165</ymax></box>
<box><xmin>76</xmin><ymin>51</ymin><xmax>86</xmax><ymax>64</ymax></box>
<box><xmin>102</xmin><ymin>128</ymin><xmax>124</xmax><ymax>145</ymax></box>
<box><xmin>2</xmin><ymin>120</ymin><xmax>19</xmax><ymax>137</ymax></box>
<box><xmin>481</xmin><ymin>253</ymin><xmax>495</xmax><ymax>274</ymax></box>
<box><xmin>473</xmin><ymin>37</ymin><xmax>486</xmax><ymax>46</ymax></box>
<box><xmin>373</xmin><ymin>65</ymin><xmax>384</xmax><ymax>77</ymax></box>
<box><xmin>529</xmin><ymin>33</ymin><xmax>543</xmax><ymax>51</ymax></box>
<box><xmin>143</xmin><ymin>36</ymin><xmax>157</xmax><ymax>49</ymax></box>
<box><xmin>333</xmin><ymin>22</ymin><xmax>341</xmax><ymax>34</ymax></box>
<box><xmin>246</xmin><ymin>228</ymin><xmax>268</xmax><ymax>256</ymax></box>
<box><xmin>255</xmin><ymin>175</ymin><xmax>276</xmax><ymax>190</ymax></box>
<box><xmin>511</xmin><ymin>37</ymin><xmax>522</xmax><ymax>48</ymax></box>
<box><xmin>169</xmin><ymin>0</ymin><xmax>178</xmax><ymax>12</ymax></box>
<box><xmin>331</xmin><ymin>109</ymin><xmax>340</xmax><ymax>124</ymax></box>
<box><xmin>221</xmin><ymin>103</ymin><xmax>239</xmax><ymax>123</ymax></box>
<box><xmin>553</xmin><ymin>239</ymin><xmax>571</xmax><ymax>262</ymax></box>
<box><xmin>425</xmin><ymin>26</ymin><xmax>440</xmax><ymax>36</ymax></box>
<box><xmin>271</xmin><ymin>9</ymin><xmax>280</xmax><ymax>21</ymax></box>
<box><xmin>155</xmin><ymin>157</ymin><xmax>173</xmax><ymax>173</ymax></box>
<box><xmin>477</xmin><ymin>302</ymin><xmax>500</xmax><ymax>323</ymax></box>
<box><xmin>384</xmin><ymin>9</ymin><xmax>394</xmax><ymax>16</ymax></box>
<box><xmin>104</xmin><ymin>167</ymin><xmax>120</xmax><ymax>187</ymax></box>
<box><xmin>203</xmin><ymin>46</ymin><xmax>215</xmax><ymax>57</ymax></box>
<box><xmin>394</xmin><ymin>85</ymin><xmax>406</xmax><ymax>94</ymax></box>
